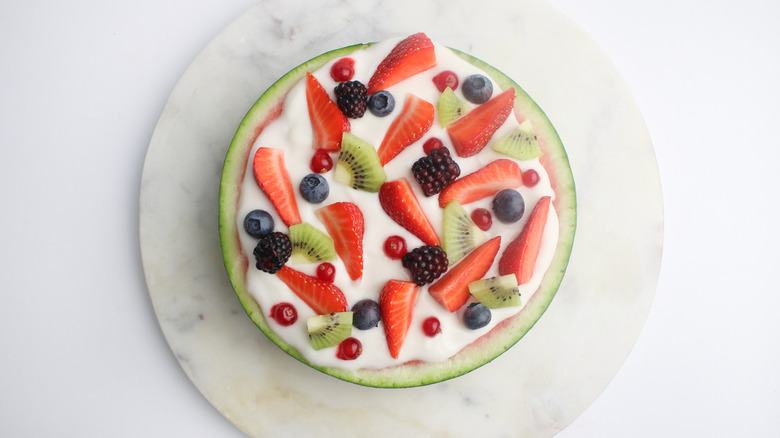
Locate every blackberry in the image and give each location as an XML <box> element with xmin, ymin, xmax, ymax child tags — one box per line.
<box><xmin>412</xmin><ymin>146</ymin><xmax>461</xmax><ymax>196</ymax></box>
<box><xmin>334</xmin><ymin>80</ymin><xmax>368</xmax><ymax>118</ymax></box>
<box><xmin>253</xmin><ymin>232</ymin><xmax>292</xmax><ymax>274</ymax></box>
<box><xmin>402</xmin><ymin>245</ymin><xmax>449</xmax><ymax>286</ymax></box>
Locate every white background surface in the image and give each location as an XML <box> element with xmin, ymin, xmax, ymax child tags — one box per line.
<box><xmin>1</xmin><ymin>1</ymin><xmax>778</xmax><ymax>437</ymax></box>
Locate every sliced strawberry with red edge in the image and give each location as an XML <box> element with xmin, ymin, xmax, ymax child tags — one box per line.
<box><xmin>428</xmin><ymin>236</ymin><xmax>502</xmax><ymax>312</ymax></box>
<box><xmin>367</xmin><ymin>33</ymin><xmax>437</xmax><ymax>95</ymax></box>
<box><xmin>305</xmin><ymin>72</ymin><xmax>350</xmax><ymax>152</ymax></box>
<box><xmin>253</xmin><ymin>147</ymin><xmax>301</xmax><ymax>226</ymax></box>
<box><xmin>379</xmin><ymin>178</ymin><xmax>440</xmax><ymax>246</ymax></box>
<box><xmin>379</xmin><ymin>279</ymin><xmax>420</xmax><ymax>359</ymax></box>
<box><xmin>498</xmin><ymin>196</ymin><xmax>552</xmax><ymax>284</ymax></box>
<box><xmin>377</xmin><ymin>94</ymin><xmax>434</xmax><ymax>166</ymax></box>
<box><xmin>438</xmin><ymin>159</ymin><xmax>523</xmax><ymax>208</ymax></box>
<box><xmin>447</xmin><ymin>88</ymin><xmax>516</xmax><ymax>157</ymax></box>
<box><xmin>276</xmin><ymin>266</ymin><xmax>348</xmax><ymax>315</ymax></box>
<box><xmin>315</xmin><ymin>202</ymin><xmax>364</xmax><ymax>281</ymax></box>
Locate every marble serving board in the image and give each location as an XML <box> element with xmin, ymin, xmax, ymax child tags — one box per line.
<box><xmin>139</xmin><ymin>0</ymin><xmax>663</xmax><ymax>436</ymax></box>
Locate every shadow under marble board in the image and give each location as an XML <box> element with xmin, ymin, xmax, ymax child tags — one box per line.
<box><xmin>139</xmin><ymin>0</ymin><xmax>663</xmax><ymax>436</ymax></box>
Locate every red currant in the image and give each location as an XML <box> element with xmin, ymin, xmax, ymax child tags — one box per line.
<box><xmin>383</xmin><ymin>235</ymin><xmax>407</xmax><ymax>259</ymax></box>
<box><xmin>270</xmin><ymin>303</ymin><xmax>297</xmax><ymax>326</ymax></box>
<box><xmin>432</xmin><ymin>71</ymin><xmax>459</xmax><ymax>92</ymax></box>
<box><xmin>330</xmin><ymin>58</ymin><xmax>355</xmax><ymax>82</ymax></box>
<box><xmin>316</xmin><ymin>262</ymin><xmax>336</xmax><ymax>283</ymax></box>
<box><xmin>310</xmin><ymin>150</ymin><xmax>333</xmax><ymax>173</ymax></box>
<box><xmin>422</xmin><ymin>137</ymin><xmax>444</xmax><ymax>154</ymax></box>
<box><xmin>422</xmin><ymin>317</ymin><xmax>441</xmax><ymax>337</ymax></box>
<box><xmin>336</xmin><ymin>337</ymin><xmax>362</xmax><ymax>360</ymax></box>
<box><xmin>522</xmin><ymin>169</ymin><xmax>540</xmax><ymax>187</ymax></box>
<box><xmin>471</xmin><ymin>208</ymin><xmax>492</xmax><ymax>231</ymax></box>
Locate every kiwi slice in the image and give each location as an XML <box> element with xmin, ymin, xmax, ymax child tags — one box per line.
<box><xmin>289</xmin><ymin>223</ymin><xmax>336</xmax><ymax>264</ymax></box>
<box><xmin>334</xmin><ymin>132</ymin><xmax>387</xmax><ymax>192</ymax></box>
<box><xmin>492</xmin><ymin>120</ymin><xmax>543</xmax><ymax>160</ymax></box>
<box><xmin>437</xmin><ymin>87</ymin><xmax>470</xmax><ymax>128</ymax></box>
<box><xmin>442</xmin><ymin>201</ymin><xmax>487</xmax><ymax>264</ymax></box>
<box><xmin>307</xmin><ymin>312</ymin><xmax>353</xmax><ymax>350</ymax></box>
<box><xmin>468</xmin><ymin>274</ymin><xmax>521</xmax><ymax>308</ymax></box>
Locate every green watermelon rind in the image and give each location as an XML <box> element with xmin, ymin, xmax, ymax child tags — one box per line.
<box><xmin>218</xmin><ymin>43</ymin><xmax>577</xmax><ymax>388</ymax></box>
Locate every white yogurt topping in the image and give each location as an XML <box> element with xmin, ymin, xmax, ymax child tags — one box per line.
<box><xmin>235</xmin><ymin>39</ymin><xmax>559</xmax><ymax>370</ymax></box>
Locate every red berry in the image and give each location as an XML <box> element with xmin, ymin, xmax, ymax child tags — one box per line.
<box><xmin>310</xmin><ymin>150</ymin><xmax>333</xmax><ymax>173</ymax></box>
<box><xmin>522</xmin><ymin>169</ymin><xmax>540</xmax><ymax>187</ymax></box>
<box><xmin>336</xmin><ymin>337</ymin><xmax>362</xmax><ymax>360</ymax></box>
<box><xmin>470</xmin><ymin>208</ymin><xmax>492</xmax><ymax>231</ymax></box>
<box><xmin>422</xmin><ymin>316</ymin><xmax>441</xmax><ymax>337</ymax></box>
<box><xmin>383</xmin><ymin>235</ymin><xmax>407</xmax><ymax>260</ymax></box>
<box><xmin>422</xmin><ymin>137</ymin><xmax>444</xmax><ymax>154</ymax></box>
<box><xmin>432</xmin><ymin>71</ymin><xmax>459</xmax><ymax>92</ymax></box>
<box><xmin>316</xmin><ymin>262</ymin><xmax>336</xmax><ymax>283</ymax></box>
<box><xmin>270</xmin><ymin>303</ymin><xmax>298</xmax><ymax>326</ymax></box>
<box><xmin>330</xmin><ymin>58</ymin><xmax>355</xmax><ymax>82</ymax></box>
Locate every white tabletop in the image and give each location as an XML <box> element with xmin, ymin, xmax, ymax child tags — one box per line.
<box><xmin>1</xmin><ymin>1</ymin><xmax>778</xmax><ymax>437</ymax></box>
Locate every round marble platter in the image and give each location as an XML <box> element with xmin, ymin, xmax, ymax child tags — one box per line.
<box><xmin>139</xmin><ymin>0</ymin><xmax>663</xmax><ymax>436</ymax></box>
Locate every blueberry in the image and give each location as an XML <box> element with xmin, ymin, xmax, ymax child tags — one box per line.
<box><xmin>462</xmin><ymin>74</ymin><xmax>493</xmax><ymax>104</ymax></box>
<box><xmin>491</xmin><ymin>189</ymin><xmax>525</xmax><ymax>223</ymax></box>
<box><xmin>367</xmin><ymin>90</ymin><xmax>395</xmax><ymax>117</ymax></box>
<box><xmin>352</xmin><ymin>299</ymin><xmax>381</xmax><ymax>330</ymax></box>
<box><xmin>299</xmin><ymin>173</ymin><xmax>329</xmax><ymax>203</ymax></box>
<box><xmin>463</xmin><ymin>303</ymin><xmax>491</xmax><ymax>330</ymax></box>
<box><xmin>243</xmin><ymin>209</ymin><xmax>274</xmax><ymax>238</ymax></box>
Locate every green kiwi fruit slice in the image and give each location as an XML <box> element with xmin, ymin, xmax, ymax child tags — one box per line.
<box><xmin>307</xmin><ymin>312</ymin><xmax>353</xmax><ymax>350</ymax></box>
<box><xmin>334</xmin><ymin>132</ymin><xmax>387</xmax><ymax>192</ymax></box>
<box><xmin>442</xmin><ymin>201</ymin><xmax>487</xmax><ymax>264</ymax></box>
<box><xmin>468</xmin><ymin>274</ymin><xmax>521</xmax><ymax>308</ymax></box>
<box><xmin>289</xmin><ymin>222</ymin><xmax>337</xmax><ymax>264</ymax></box>
<box><xmin>492</xmin><ymin>120</ymin><xmax>543</xmax><ymax>160</ymax></box>
<box><xmin>437</xmin><ymin>86</ymin><xmax>470</xmax><ymax>128</ymax></box>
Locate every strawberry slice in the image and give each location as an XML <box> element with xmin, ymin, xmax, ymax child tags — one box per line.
<box><xmin>498</xmin><ymin>196</ymin><xmax>552</xmax><ymax>284</ymax></box>
<box><xmin>367</xmin><ymin>33</ymin><xmax>437</xmax><ymax>95</ymax></box>
<box><xmin>305</xmin><ymin>72</ymin><xmax>350</xmax><ymax>152</ymax></box>
<box><xmin>315</xmin><ymin>202</ymin><xmax>364</xmax><ymax>281</ymax></box>
<box><xmin>379</xmin><ymin>178</ymin><xmax>440</xmax><ymax>246</ymax></box>
<box><xmin>276</xmin><ymin>266</ymin><xmax>348</xmax><ymax>315</ymax></box>
<box><xmin>377</xmin><ymin>94</ymin><xmax>434</xmax><ymax>166</ymax></box>
<box><xmin>379</xmin><ymin>279</ymin><xmax>420</xmax><ymax>359</ymax></box>
<box><xmin>438</xmin><ymin>159</ymin><xmax>523</xmax><ymax>208</ymax></box>
<box><xmin>253</xmin><ymin>147</ymin><xmax>301</xmax><ymax>226</ymax></box>
<box><xmin>447</xmin><ymin>88</ymin><xmax>516</xmax><ymax>157</ymax></box>
<box><xmin>428</xmin><ymin>237</ymin><xmax>502</xmax><ymax>312</ymax></box>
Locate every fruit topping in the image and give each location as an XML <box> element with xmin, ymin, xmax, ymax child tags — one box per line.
<box><xmin>309</xmin><ymin>149</ymin><xmax>333</xmax><ymax>173</ymax></box>
<box><xmin>522</xmin><ymin>168</ymin><xmax>540</xmax><ymax>187</ymax></box>
<box><xmin>447</xmin><ymin>88</ymin><xmax>516</xmax><ymax>157</ymax></box>
<box><xmin>461</xmin><ymin>74</ymin><xmax>493</xmax><ymax>104</ymax></box>
<box><xmin>316</xmin><ymin>262</ymin><xmax>336</xmax><ymax>283</ymax></box>
<box><xmin>270</xmin><ymin>302</ymin><xmax>298</xmax><ymax>326</ymax></box>
<box><xmin>432</xmin><ymin>71</ymin><xmax>459</xmax><ymax>92</ymax></box>
<box><xmin>402</xmin><ymin>245</ymin><xmax>449</xmax><ymax>286</ymax></box>
<box><xmin>289</xmin><ymin>223</ymin><xmax>337</xmax><ymax>265</ymax></box>
<box><xmin>470</xmin><ymin>208</ymin><xmax>492</xmax><ymax>231</ymax></box>
<box><xmin>462</xmin><ymin>303</ymin><xmax>491</xmax><ymax>330</ymax></box>
<box><xmin>253</xmin><ymin>147</ymin><xmax>301</xmax><ymax>227</ymax></box>
<box><xmin>367</xmin><ymin>32</ymin><xmax>437</xmax><ymax>94</ymax></box>
<box><xmin>379</xmin><ymin>178</ymin><xmax>441</xmax><ymax>246</ymax></box>
<box><xmin>307</xmin><ymin>311</ymin><xmax>353</xmax><ymax>350</ymax></box>
<box><xmin>299</xmin><ymin>173</ymin><xmax>330</xmax><ymax>204</ymax></box>
<box><xmin>377</xmin><ymin>94</ymin><xmax>434</xmax><ymax>166</ymax></box>
<box><xmin>379</xmin><ymin>280</ymin><xmax>420</xmax><ymax>359</ymax></box>
<box><xmin>276</xmin><ymin>266</ymin><xmax>348</xmax><ymax>314</ymax></box>
<box><xmin>367</xmin><ymin>90</ymin><xmax>395</xmax><ymax>117</ymax></box>
<box><xmin>305</xmin><ymin>72</ymin><xmax>350</xmax><ymax>152</ymax></box>
<box><xmin>315</xmin><ymin>202</ymin><xmax>365</xmax><ymax>281</ymax></box>
<box><xmin>438</xmin><ymin>159</ymin><xmax>523</xmax><ymax>208</ymax></box>
<box><xmin>412</xmin><ymin>146</ymin><xmax>461</xmax><ymax>197</ymax></box>
<box><xmin>335</xmin><ymin>80</ymin><xmax>368</xmax><ymax>118</ymax></box>
<box><xmin>428</xmin><ymin>236</ymin><xmax>501</xmax><ymax>312</ymax></box>
<box><xmin>330</xmin><ymin>57</ymin><xmax>355</xmax><ymax>82</ymax></box>
<box><xmin>498</xmin><ymin>196</ymin><xmax>552</xmax><ymax>284</ymax></box>
<box><xmin>492</xmin><ymin>189</ymin><xmax>525</xmax><ymax>223</ymax></box>
<box><xmin>336</xmin><ymin>337</ymin><xmax>363</xmax><ymax>360</ymax></box>
<box><xmin>468</xmin><ymin>274</ymin><xmax>521</xmax><ymax>308</ymax></box>
<box><xmin>437</xmin><ymin>86</ymin><xmax>470</xmax><ymax>128</ymax></box>
<box><xmin>334</xmin><ymin>132</ymin><xmax>387</xmax><ymax>193</ymax></box>
<box><xmin>383</xmin><ymin>235</ymin><xmax>407</xmax><ymax>260</ymax></box>
<box><xmin>492</xmin><ymin>120</ymin><xmax>543</xmax><ymax>160</ymax></box>
<box><xmin>252</xmin><ymin>232</ymin><xmax>292</xmax><ymax>274</ymax></box>
<box><xmin>243</xmin><ymin>209</ymin><xmax>274</xmax><ymax>238</ymax></box>
<box><xmin>352</xmin><ymin>299</ymin><xmax>381</xmax><ymax>330</ymax></box>
<box><xmin>441</xmin><ymin>201</ymin><xmax>488</xmax><ymax>264</ymax></box>
<box><xmin>422</xmin><ymin>316</ymin><xmax>441</xmax><ymax>337</ymax></box>
<box><xmin>422</xmin><ymin>137</ymin><xmax>444</xmax><ymax>154</ymax></box>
